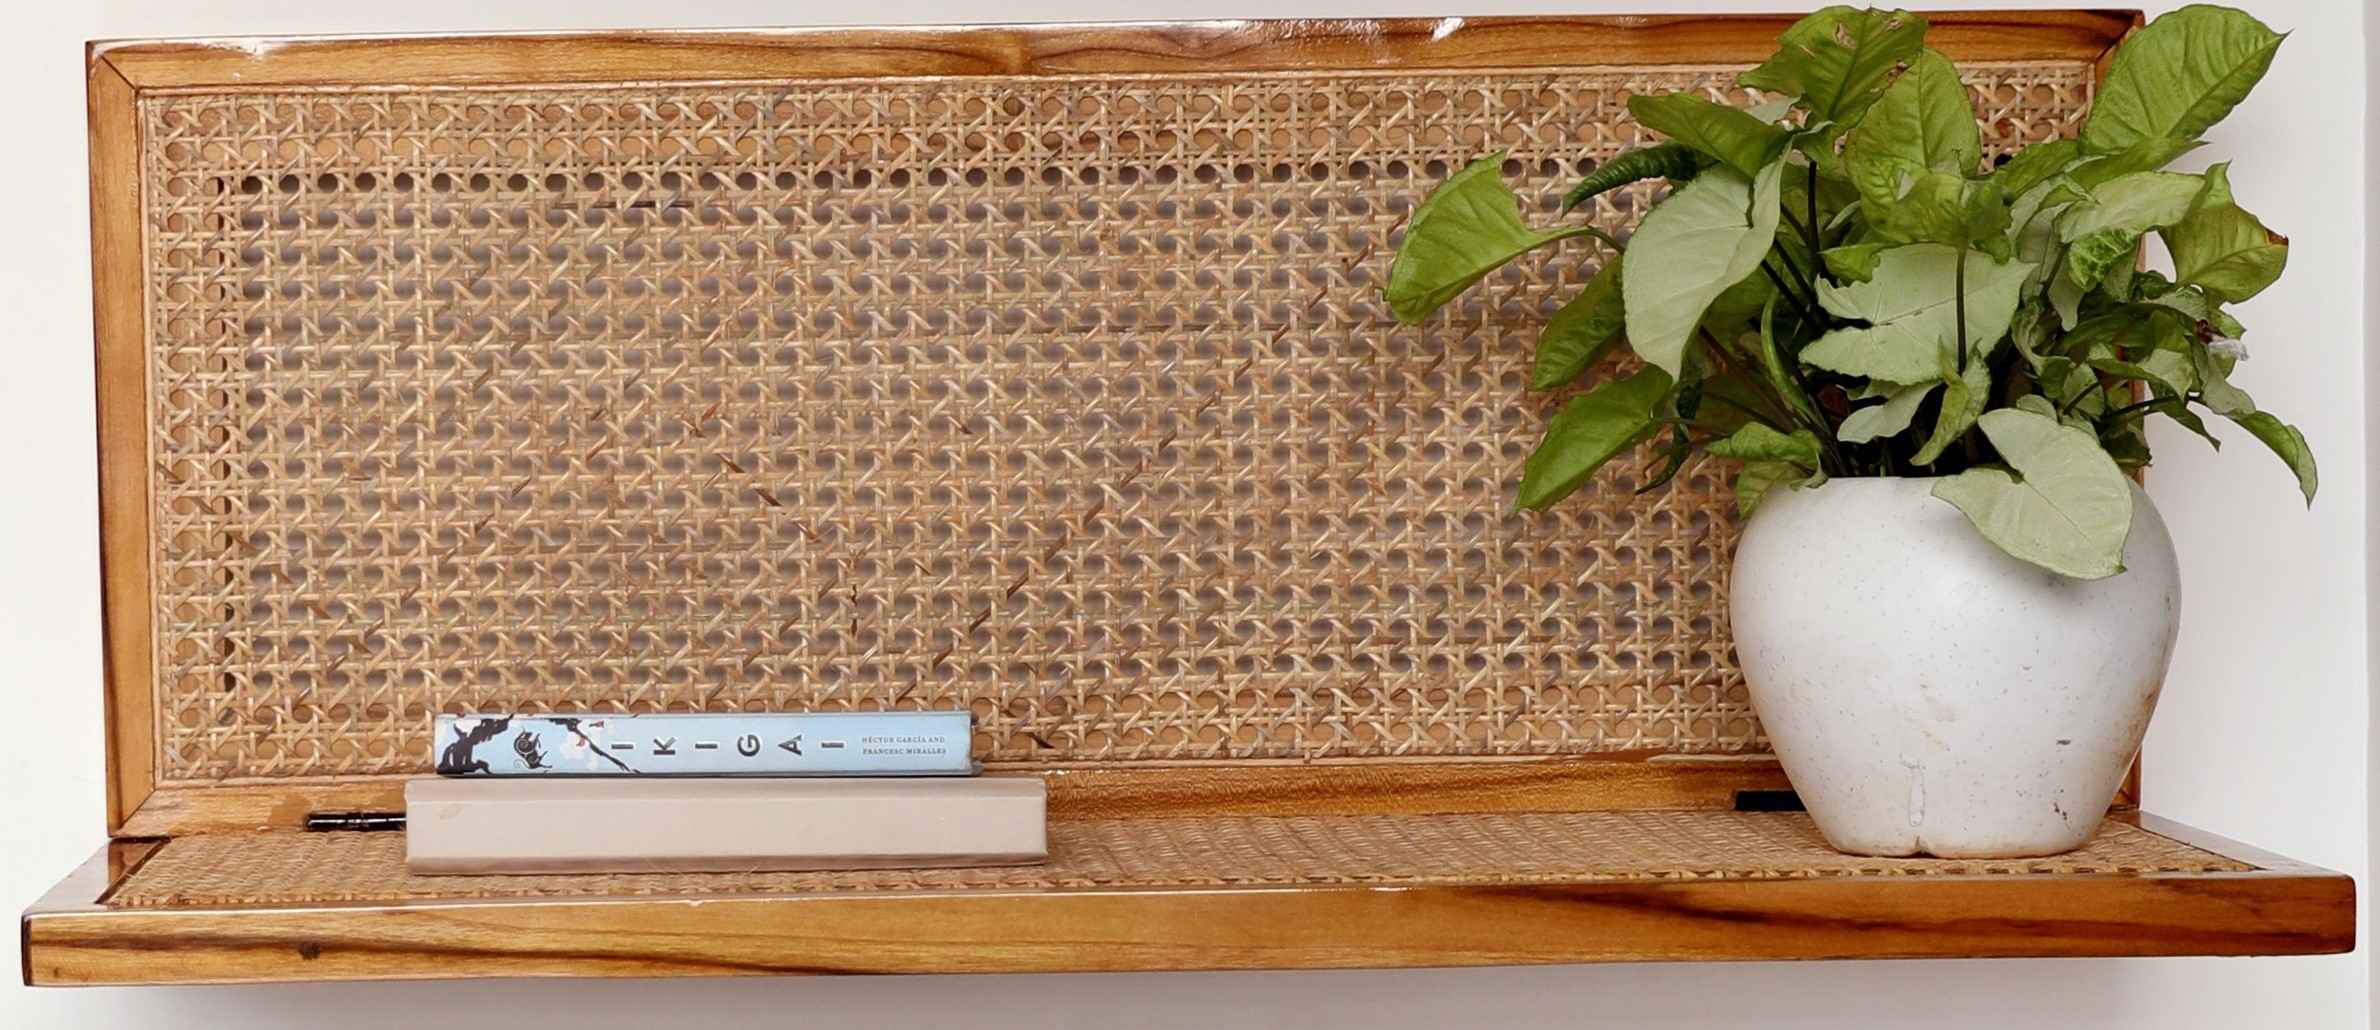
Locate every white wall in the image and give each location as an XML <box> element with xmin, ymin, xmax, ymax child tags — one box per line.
<box><xmin>3</xmin><ymin>1</ymin><xmax>2365</xmax><ymax>1026</ymax></box>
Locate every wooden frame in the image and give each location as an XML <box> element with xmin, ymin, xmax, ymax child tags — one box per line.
<box><xmin>94</xmin><ymin>12</ymin><xmax>2138</xmax><ymax>91</ymax></box>
<box><xmin>21</xmin><ymin>815</ymin><xmax>2352</xmax><ymax>986</ymax></box>
<box><xmin>42</xmin><ymin>11</ymin><xmax>2352</xmax><ymax>986</ymax></box>
<box><xmin>84</xmin><ymin>5</ymin><xmax>2144</xmax><ymax>845</ymax></box>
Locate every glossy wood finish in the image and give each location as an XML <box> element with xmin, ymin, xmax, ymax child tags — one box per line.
<box><xmin>115</xmin><ymin>756</ymin><xmax>1793</xmax><ymax>835</ymax></box>
<box><xmin>46</xmin><ymin>10</ymin><xmax>2357</xmax><ymax>988</ymax></box>
<box><xmin>95</xmin><ymin>12</ymin><xmax>2139</xmax><ymax>91</ymax></box>
<box><xmin>87</xmin><ymin>55</ymin><xmax>155</xmax><ymax>834</ymax></box>
<box><xmin>22</xmin><ymin>816</ymin><xmax>2352</xmax><ymax>986</ymax></box>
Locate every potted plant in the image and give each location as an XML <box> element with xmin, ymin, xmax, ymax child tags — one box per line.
<box><xmin>1385</xmin><ymin>4</ymin><xmax>2310</xmax><ymax>858</ymax></box>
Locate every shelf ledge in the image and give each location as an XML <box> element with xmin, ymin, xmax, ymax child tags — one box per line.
<box><xmin>23</xmin><ymin>810</ymin><xmax>2351</xmax><ymax>984</ymax></box>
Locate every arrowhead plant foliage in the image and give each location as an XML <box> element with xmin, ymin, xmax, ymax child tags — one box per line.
<box><xmin>1383</xmin><ymin>4</ymin><xmax>2312</xmax><ymax>579</ymax></box>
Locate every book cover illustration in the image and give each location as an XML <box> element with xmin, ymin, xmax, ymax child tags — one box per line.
<box><xmin>433</xmin><ymin>711</ymin><xmax>977</xmax><ymax>776</ymax></box>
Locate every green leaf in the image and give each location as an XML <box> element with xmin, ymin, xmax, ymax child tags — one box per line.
<box><xmin>2065</xmin><ymin>302</ymin><xmax>2194</xmax><ymax>381</ymax></box>
<box><xmin>1836</xmin><ymin>380</ymin><xmax>1938</xmax><ymax>443</ymax></box>
<box><xmin>2085</xmin><ymin>4</ymin><xmax>2285</xmax><ymax>154</ymax></box>
<box><xmin>2101</xmin><ymin>419</ymin><xmax>2153</xmax><ymax>470</ymax></box>
<box><xmin>1991</xmin><ymin>138</ymin><xmax>2082</xmax><ymax>197</ymax></box>
<box><xmin>2142</xmin><ymin>396</ymin><xmax>2222</xmax><ymax>451</ymax></box>
<box><xmin>2008</xmin><ymin>299</ymin><xmax>2055</xmax><ymax>369</ymax></box>
<box><xmin>1740</xmin><ymin>6</ymin><xmax>1930</xmax><ymax>125</ymax></box>
<box><xmin>1864</xmin><ymin>170</ymin><xmax>2011</xmax><ymax>254</ymax></box>
<box><xmin>1387</xmin><ymin>154</ymin><xmax>1600</xmax><ymax>323</ymax></box>
<box><xmin>1533</xmin><ymin>257</ymin><xmax>1627</xmax><ymax>389</ymax></box>
<box><xmin>1749</xmin><ymin>95</ymin><xmax>1799</xmax><ymax>123</ymax></box>
<box><xmin>2065</xmin><ymin>231</ymin><xmax>2146</xmax><ymax>294</ymax></box>
<box><xmin>1517</xmin><ymin>368</ymin><xmax>1675</xmax><ymax>509</ymax></box>
<box><xmin>2140</xmin><ymin>280</ymin><xmax>2245</xmax><ymax>338</ymax></box>
<box><xmin>1802</xmin><ymin>244</ymin><xmax>2034</xmax><ymax>383</ymax></box>
<box><xmin>1932</xmin><ymin>408</ymin><xmax>2135</xmax><ymax>579</ymax></box>
<box><xmin>1735</xmin><ymin>460</ymin><xmax>1815</xmax><ymax>518</ymax></box>
<box><xmin>1700</xmin><ymin>269</ymin><xmax>1778</xmax><ymax>338</ymax></box>
<box><xmin>2010</xmin><ymin>178</ymin><xmax>2085</xmax><ymax>297</ymax></box>
<box><xmin>1823</xmin><ymin>242</ymin><xmax>1891</xmax><ymax>282</ymax></box>
<box><xmin>1688</xmin><ymin>373</ymin><xmax>1773</xmax><ymax>437</ymax></box>
<box><xmin>1562</xmin><ymin>142</ymin><xmax>1707</xmax><ymax>213</ymax></box>
<box><xmin>2058</xmin><ymin>171</ymin><xmax>2205</xmax><ymax>243</ymax></box>
<box><xmin>1628</xmin><ymin>93</ymin><xmax>1793</xmax><ymax>180</ymax></box>
<box><xmin>2189</xmin><ymin>341</ymin><xmax>2257</xmax><ymax>417</ymax></box>
<box><xmin>2085</xmin><ymin>356</ymin><xmax>2184</xmax><ymax>398</ymax></box>
<box><xmin>2137</xmin><ymin>346</ymin><xmax>2200</xmax><ymax>398</ymax></box>
<box><xmin>2051</xmin><ymin>362</ymin><xmax>2112</xmax><ymax>420</ymax></box>
<box><xmin>1912</xmin><ymin>360</ymin><xmax>1990</xmax><ymax>467</ymax></box>
<box><xmin>2013</xmin><ymin>394</ymin><xmax>2059</xmax><ymax>420</ymax></box>
<box><xmin>2056</xmin><ymin>171</ymin><xmax>2206</xmax><ymax>290</ymax></box>
<box><xmin>2162</xmin><ymin>164</ymin><xmax>2289</xmax><ymax>303</ymax></box>
<box><xmin>1708</xmin><ymin>423</ymin><xmax>1823</xmax><ymax>471</ymax></box>
<box><xmin>1845</xmin><ymin>50</ymin><xmax>1981</xmax><ymax>194</ymax></box>
<box><xmin>2048</xmin><ymin>255</ymin><xmax>2087</xmax><ymax>329</ymax></box>
<box><xmin>2068</xmin><ymin>136</ymin><xmax>2206</xmax><ymax>189</ymax></box>
<box><xmin>1752</xmin><ymin>295</ymin><xmax>1828</xmax><ymax>432</ymax></box>
<box><xmin>1844</xmin><ymin>49</ymin><xmax>2004</xmax><ymax>252</ymax></box>
<box><xmin>2229</xmin><ymin>410</ymin><xmax>2318</xmax><ymax>504</ymax></box>
<box><xmin>1621</xmin><ymin>161</ymin><xmax>1784</xmax><ymax>378</ymax></box>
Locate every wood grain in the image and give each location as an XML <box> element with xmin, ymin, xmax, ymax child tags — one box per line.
<box><xmin>116</xmin><ymin>756</ymin><xmax>1793</xmax><ymax>836</ymax></box>
<box><xmin>94</xmin><ymin>12</ymin><xmax>2138</xmax><ymax>90</ymax></box>
<box><xmin>50</xmin><ymin>8</ymin><xmax>2353</xmax><ymax>989</ymax></box>
<box><xmin>87</xmin><ymin>54</ymin><xmax>155</xmax><ymax>836</ymax></box>
<box><xmin>23</xmin><ymin>820</ymin><xmax>2351</xmax><ymax>985</ymax></box>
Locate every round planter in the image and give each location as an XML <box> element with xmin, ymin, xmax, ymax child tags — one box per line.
<box><xmin>1728</xmin><ymin>476</ymin><xmax>2180</xmax><ymax>858</ymax></box>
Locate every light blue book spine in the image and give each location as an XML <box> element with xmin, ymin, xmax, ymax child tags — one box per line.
<box><xmin>433</xmin><ymin>712</ymin><xmax>977</xmax><ymax>777</ymax></box>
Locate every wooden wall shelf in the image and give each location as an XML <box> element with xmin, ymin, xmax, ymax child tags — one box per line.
<box><xmin>32</xmin><ymin>11</ymin><xmax>2352</xmax><ymax>986</ymax></box>
<box><xmin>24</xmin><ymin>807</ymin><xmax>2352</xmax><ymax>984</ymax></box>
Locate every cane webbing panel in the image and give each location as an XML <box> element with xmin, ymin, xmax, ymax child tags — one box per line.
<box><xmin>136</xmin><ymin>63</ymin><xmax>2095</xmax><ymax>783</ymax></box>
<box><xmin>106</xmin><ymin>811</ymin><xmax>2240</xmax><ymax>908</ymax></box>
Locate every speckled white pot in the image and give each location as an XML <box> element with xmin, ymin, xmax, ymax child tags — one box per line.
<box><xmin>1729</xmin><ymin>476</ymin><xmax>2180</xmax><ymax>858</ymax></box>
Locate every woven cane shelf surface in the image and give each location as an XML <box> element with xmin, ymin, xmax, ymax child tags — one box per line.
<box><xmin>47</xmin><ymin>22</ymin><xmax>2364</xmax><ymax>984</ymax></box>
<box><xmin>133</xmin><ymin>61</ymin><xmax>2095</xmax><ymax>785</ymax></box>
<box><xmin>106</xmin><ymin>810</ymin><xmax>2241</xmax><ymax>908</ymax></box>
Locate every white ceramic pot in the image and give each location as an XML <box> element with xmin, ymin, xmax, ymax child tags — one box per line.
<box><xmin>1729</xmin><ymin>476</ymin><xmax>2180</xmax><ymax>858</ymax></box>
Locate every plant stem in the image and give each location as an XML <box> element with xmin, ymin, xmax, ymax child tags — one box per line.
<box><xmin>2055</xmin><ymin>381</ymin><xmax>2092</xmax><ymax>419</ymax></box>
<box><xmin>2102</xmin><ymin>397</ymin><xmax>2169</xmax><ymax>424</ymax></box>
<box><xmin>1777</xmin><ymin>205</ymin><xmax>1832</xmax><ymax>321</ymax></box>
<box><xmin>1699</xmin><ymin>327</ymin><xmax>1802</xmax><ymax>432</ymax></box>
<box><xmin>1771</xmin><ymin>243</ymin><xmax>1830</xmax><ymax>321</ymax></box>
<box><xmin>1953</xmin><ymin>246</ymin><xmax>1970</xmax><ymax>374</ymax></box>
<box><xmin>1761</xmin><ymin>260</ymin><xmax>1824</xmax><ymax>330</ymax></box>
<box><xmin>1802</xmin><ymin>161</ymin><xmax>1824</xmax><ymax>267</ymax></box>
<box><xmin>1693</xmin><ymin>394</ymin><xmax>1790</xmax><ymax>433</ymax></box>
<box><xmin>1779</xmin><ymin>206</ymin><xmax>1821</xmax><ymax>263</ymax></box>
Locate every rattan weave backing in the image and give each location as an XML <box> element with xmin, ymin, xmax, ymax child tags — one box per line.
<box><xmin>108</xmin><ymin>811</ymin><xmax>2239</xmax><ymax>907</ymax></box>
<box><xmin>139</xmin><ymin>64</ymin><xmax>2094</xmax><ymax>782</ymax></box>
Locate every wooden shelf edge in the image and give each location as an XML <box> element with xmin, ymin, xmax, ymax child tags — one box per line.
<box><xmin>87</xmin><ymin>11</ymin><xmax>2139</xmax><ymax>91</ymax></box>
<box><xmin>24</xmin><ymin>817</ymin><xmax>2351</xmax><ymax>986</ymax></box>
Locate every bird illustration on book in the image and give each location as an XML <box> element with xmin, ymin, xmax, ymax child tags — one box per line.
<box><xmin>512</xmin><ymin>730</ymin><xmax>548</xmax><ymax>770</ymax></box>
<box><xmin>434</xmin><ymin>715</ymin><xmax>512</xmax><ymax>775</ymax></box>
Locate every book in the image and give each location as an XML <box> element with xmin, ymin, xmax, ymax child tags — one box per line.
<box><xmin>404</xmin><ymin>776</ymin><xmax>1048</xmax><ymax>874</ymax></box>
<box><xmin>432</xmin><ymin>711</ymin><xmax>975</xmax><ymax>777</ymax></box>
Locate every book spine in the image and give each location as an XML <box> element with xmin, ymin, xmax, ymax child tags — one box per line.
<box><xmin>432</xmin><ymin>712</ymin><xmax>976</xmax><ymax>776</ymax></box>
